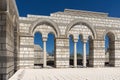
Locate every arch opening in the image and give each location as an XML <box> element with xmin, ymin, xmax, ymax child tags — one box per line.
<box><xmin>77</xmin><ymin>34</ymin><xmax>83</xmax><ymax>67</ymax></box>
<box><xmin>34</xmin><ymin>32</ymin><xmax>43</xmax><ymax>68</ymax></box>
<box><xmin>104</xmin><ymin>32</ymin><xmax>115</xmax><ymax>67</ymax></box>
<box><xmin>69</xmin><ymin>35</ymin><xmax>74</xmax><ymax>67</ymax></box>
<box><xmin>30</xmin><ymin>19</ymin><xmax>60</xmax><ymax>37</ymax></box>
<box><xmin>66</xmin><ymin>20</ymin><xmax>96</xmax><ymax>39</ymax></box>
<box><xmin>68</xmin><ymin>21</ymin><xmax>94</xmax><ymax>68</ymax></box>
<box><xmin>46</xmin><ymin>33</ymin><xmax>55</xmax><ymax>67</ymax></box>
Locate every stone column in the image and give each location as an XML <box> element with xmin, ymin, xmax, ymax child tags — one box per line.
<box><xmin>83</xmin><ymin>41</ymin><xmax>87</xmax><ymax>67</ymax></box>
<box><xmin>74</xmin><ymin>39</ymin><xmax>78</xmax><ymax>68</ymax></box>
<box><xmin>43</xmin><ymin>38</ymin><xmax>47</xmax><ymax>68</ymax></box>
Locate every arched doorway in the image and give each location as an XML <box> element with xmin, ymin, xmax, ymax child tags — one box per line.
<box><xmin>30</xmin><ymin>19</ymin><xmax>60</xmax><ymax>68</ymax></box>
<box><xmin>47</xmin><ymin>33</ymin><xmax>55</xmax><ymax>68</ymax></box>
<box><xmin>104</xmin><ymin>32</ymin><xmax>115</xmax><ymax>67</ymax></box>
<box><xmin>66</xmin><ymin>20</ymin><xmax>96</xmax><ymax>68</ymax></box>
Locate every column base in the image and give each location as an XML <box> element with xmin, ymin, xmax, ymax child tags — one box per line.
<box><xmin>74</xmin><ymin>66</ymin><xmax>78</xmax><ymax>68</ymax></box>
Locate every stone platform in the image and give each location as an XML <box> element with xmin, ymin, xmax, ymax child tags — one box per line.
<box><xmin>9</xmin><ymin>68</ymin><xmax>120</xmax><ymax>80</ymax></box>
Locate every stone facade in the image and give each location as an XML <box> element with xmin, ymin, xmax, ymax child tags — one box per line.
<box><xmin>1</xmin><ymin>0</ymin><xmax>120</xmax><ymax>80</ymax></box>
<box><xmin>0</xmin><ymin>0</ymin><xmax>19</xmax><ymax>80</ymax></box>
<box><xmin>19</xmin><ymin>9</ymin><xmax>120</xmax><ymax>68</ymax></box>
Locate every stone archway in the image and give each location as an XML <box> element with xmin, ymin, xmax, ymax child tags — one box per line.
<box><xmin>30</xmin><ymin>19</ymin><xmax>60</xmax><ymax>68</ymax></box>
<box><xmin>65</xmin><ymin>19</ymin><xmax>97</xmax><ymax>39</ymax></box>
<box><xmin>104</xmin><ymin>32</ymin><xmax>115</xmax><ymax>67</ymax></box>
<box><xmin>29</xmin><ymin>18</ymin><xmax>60</xmax><ymax>37</ymax></box>
<box><xmin>66</xmin><ymin>20</ymin><xmax>95</xmax><ymax>67</ymax></box>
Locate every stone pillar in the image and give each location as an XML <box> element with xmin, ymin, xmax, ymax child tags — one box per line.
<box><xmin>89</xmin><ymin>39</ymin><xmax>94</xmax><ymax>67</ymax></box>
<box><xmin>0</xmin><ymin>0</ymin><xmax>19</xmax><ymax>80</ymax></box>
<box><xmin>43</xmin><ymin>38</ymin><xmax>47</xmax><ymax>68</ymax></box>
<box><xmin>19</xmin><ymin>36</ymin><xmax>34</xmax><ymax>69</ymax></box>
<box><xmin>83</xmin><ymin>41</ymin><xmax>87</xmax><ymax>67</ymax></box>
<box><xmin>92</xmin><ymin>39</ymin><xmax>105</xmax><ymax>67</ymax></box>
<box><xmin>55</xmin><ymin>37</ymin><xmax>69</xmax><ymax>68</ymax></box>
<box><xmin>74</xmin><ymin>40</ymin><xmax>78</xmax><ymax>67</ymax></box>
<box><xmin>0</xmin><ymin>12</ymin><xmax>8</xmax><ymax>80</ymax></box>
<box><xmin>0</xmin><ymin>4</ymin><xmax>18</xmax><ymax>80</ymax></box>
<box><xmin>114</xmin><ymin>40</ymin><xmax>120</xmax><ymax>67</ymax></box>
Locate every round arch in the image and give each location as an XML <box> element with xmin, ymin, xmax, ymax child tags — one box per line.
<box><xmin>65</xmin><ymin>19</ymin><xmax>97</xmax><ymax>39</ymax></box>
<box><xmin>103</xmin><ymin>30</ymin><xmax>117</xmax><ymax>40</ymax></box>
<box><xmin>29</xmin><ymin>18</ymin><xmax>60</xmax><ymax>37</ymax></box>
<box><xmin>104</xmin><ymin>30</ymin><xmax>116</xmax><ymax>67</ymax></box>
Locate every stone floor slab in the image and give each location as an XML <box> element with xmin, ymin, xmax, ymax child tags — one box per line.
<box><xmin>9</xmin><ymin>68</ymin><xmax>120</xmax><ymax>80</ymax></box>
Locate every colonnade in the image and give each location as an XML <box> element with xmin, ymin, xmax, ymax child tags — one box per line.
<box><xmin>73</xmin><ymin>40</ymin><xmax>87</xmax><ymax>68</ymax></box>
<box><xmin>42</xmin><ymin>38</ymin><xmax>88</xmax><ymax>68</ymax></box>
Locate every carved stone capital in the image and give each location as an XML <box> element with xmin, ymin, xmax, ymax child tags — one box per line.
<box><xmin>42</xmin><ymin>37</ymin><xmax>47</xmax><ymax>42</ymax></box>
<box><xmin>74</xmin><ymin>39</ymin><xmax>78</xmax><ymax>43</ymax></box>
<box><xmin>82</xmin><ymin>39</ymin><xmax>87</xmax><ymax>43</ymax></box>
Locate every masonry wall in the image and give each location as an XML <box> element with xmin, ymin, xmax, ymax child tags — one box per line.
<box><xmin>55</xmin><ymin>38</ymin><xmax>69</xmax><ymax>68</ymax></box>
<box><xmin>89</xmin><ymin>39</ymin><xmax>94</xmax><ymax>67</ymax></box>
<box><xmin>92</xmin><ymin>40</ymin><xmax>105</xmax><ymax>67</ymax></box>
<box><xmin>0</xmin><ymin>12</ymin><xmax>8</xmax><ymax>80</ymax></box>
<box><xmin>115</xmin><ymin>41</ymin><xmax>120</xmax><ymax>67</ymax></box>
<box><xmin>0</xmin><ymin>1</ymin><xmax>15</xmax><ymax>79</ymax></box>
<box><xmin>6</xmin><ymin>14</ymin><xmax>15</xmax><ymax>79</ymax></box>
<box><xmin>0</xmin><ymin>0</ymin><xmax>118</xmax><ymax>79</ymax></box>
<box><xmin>0</xmin><ymin>13</ymin><xmax>17</xmax><ymax>80</ymax></box>
<box><xmin>0</xmin><ymin>0</ymin><xmax>7</xmax><ymax>11</ymax></box>
<box><xmin>18</xmin><ymin>8</ymin><xmax>120</xmax><ymax>68</ymax></box>
<box><xmin>14</xmin><ymin>26</ymin><xmax>19</xmax><ymax>71</ymax></box>
<box><xmin>19</xmin><ymin>36</ymin><xmax>34</xmax><ymax>69</ymax></box>
<box><xmin>0</xmin><ymin>0</ymin><xmax>19</xmax><ymax>80</ymax></box>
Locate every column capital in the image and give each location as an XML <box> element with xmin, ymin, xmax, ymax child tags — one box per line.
<box><xmin>43</xmin><ymin>37</ymin><xmax>47</xmax><ymax>42</ymax></box>
<box><xmin>74</xmin><ymin>39</ymin><xmax>78</xmax><ymax>43</ymax></box>
<box><xmin>82</xmin><ymin>39</ymin><xmax>87</xmax><ymax>43</ymax></box>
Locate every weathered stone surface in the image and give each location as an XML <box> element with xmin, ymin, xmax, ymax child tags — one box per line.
<box><xmin>1</xmin><ymin>0</ymin><xmax>120</xmax><ymax>80</ymax></box>
<box><xmin>9</xmin><ymin>68</ymin><xmax>120</xmax><ymax>80</ymax></box>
